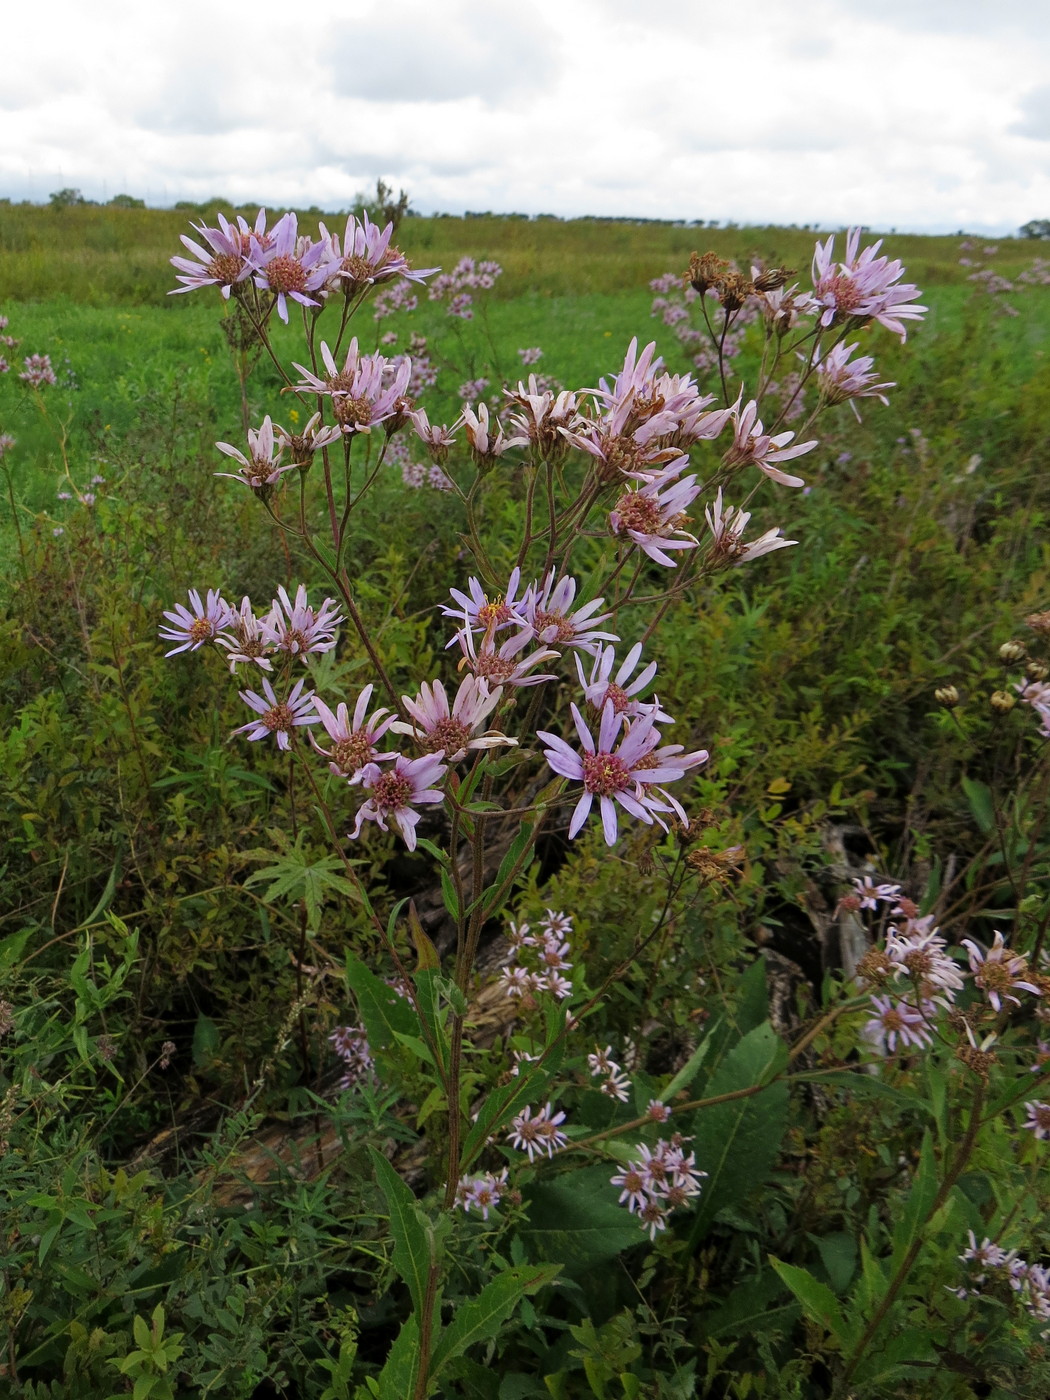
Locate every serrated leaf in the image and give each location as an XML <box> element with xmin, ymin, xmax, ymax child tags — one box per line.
<box><xmin>769</xmin><ymin>1258</ymin><xmax>854</xmax><ymax>1347</ymax></box>
<box><xmin>430</xmin><ymin>1263</ymin><xmax>560</xmax><ymax>1379</ymax></box>
<box><xmin>687</xmin><ymin>1021</ymin><xmax>788</xmax><ymax>1246</ymax></box>
<box><xmin>700</xmin><ymin>1271</ymin><xmax>797</xmax><ymax>1340</ymax></box>
<box><xmin>368</xmin><ymin>1149</ymin><xmax>433</xmax><ymax>1318</ymax></box>
<box><xmin>519</xmin><ymin>1165</ymin><xmax>644</xmax><ymax>1270</ymax></box>
<box><xmin>345</xmin><ymin>952</ymin><xmax>417</xmax><ymax>1055</ymax></box>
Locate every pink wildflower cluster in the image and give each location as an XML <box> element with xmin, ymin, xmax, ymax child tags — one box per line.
<box><xmin>498</xmin><ymin>911</ymin><xmax>575</xmax><ymax>1003</ymax></box>
<box><xmin>810</xmin><ymin>228</ymin><xmax>927</xmax><ymax>341</ymax></box>
<box><xmin>587</xmin><ymin>1044</ymin><xmax>631</xmax><ymax>1102</ymax></box>
<box><xmin>20</xmin><ymin>354</ymin><xmax>57</xmax><ymax>388</ymax></box>
<box><xmin>291</xmin><ymin>340</ymin><xmax>412</xmax><ymax>436</ymax></box>
<box><xmin>428</xmin><ymin>256</ymin><xmax>503</xmax><ymax>320</ymax></box>
<box><xmin>610</xmin><ymin>1135</ymin><xmax>707</xmax><ymax>1239</ymax></box>
<box><xmin>852</xmin><ymin>879</ymin><xmax>1042</xmax><ymax>1056</ymax></box>
<box><xmin>507</xmin><ymin>1101</ymin><xmax>568</xmax><ymax>1161</ymax></box>
<box><xmin>330</xmin><ymin>1024</ymin><xmax>374</xmax><ymax>1089</ymax></box>
<box><xmin>454</xmin><ymin>1168</ymin><xmax>509</xmax><ymax>1220</ymax></box>
<box><xmin>955</xmin><ymin>1232</ymin><xmax>1050</xmax><ymax>1330</ymax></box>
<box><xmin>170</xmin><ymin>208</ymin><xmax>437</xmax><ymax>323</ymax></box>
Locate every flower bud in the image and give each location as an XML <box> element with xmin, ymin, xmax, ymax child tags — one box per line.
<box><xmin>1027</xmin><ymin>660</ymin><xmax>1050</xmax><ymax>681</ymax></box>
<box><xmin>999</xmin><ymin>640</ymin><xmax>1027</xmax><ymax>663</ymax></box>
<box><xmin>752</xmin><ymin>267</ymin><xmax>794</xmax><ymax>292</ymax></box>
<box><xmin>934</xmin><ymin>685</ymin><xmax>960</xmax><ymax>707</ymax></box>
<box><xmin>990</xmin><ymin>690</ymin><xmax>1016</xmax><ymax>712</ymax></box>
<box><xmin>1026</xmin><ymin>610</ymin><xmax>1050</xmax><ymax>636</ymax></box>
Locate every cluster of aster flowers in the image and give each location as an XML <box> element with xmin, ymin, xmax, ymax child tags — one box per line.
<box><xmin>170</xmin><ymin>208</ymin><xmax>438</xmax><ymax>324</ymax></box>
<box><xmin>428</xmin><ymin>256</ymin><xmax>503</xmax><ymax>320</ymax></box>
<box><xmin>329</xmin><ymin>1023</ymin><xmax>374</xmax><ymax>1090</ymax></box>
<box><xmin>610</xmin><ymin>1134</ymin><xmax>707</xmax><ymax>1240</ymax></box>
<box><xmin>849</xmin><ymin>878</ymin><xmax>1043</xmax><ymax>1056</ymax></box>
<box><xmin>19</xmin><ymin>354</ymin><xmax>57</xmax><ymax>389</ymax></box>
<box><xmin>454</xmin><ymin>1168</ymin><xmax>509</xmax><ymax>1220</ymax></box>
<box><xmin>497</xmin><ymin>911</ymin><xmax>575</xmax><ymax>1003</ymax></box>
<box><xmin>506</xmin><ymin>1101</ymin><xmax>569</xmax><ymax>1161</ymax></box>
<box><xmin>954</xmin><ymin>1232</ymin><xmax>1050</xmax><ymax>1332</ymax></box>
<box><xmin>586</xmin><ymin>1043</ymin><xmax>632</xmax><ymax>1102</ymax></box>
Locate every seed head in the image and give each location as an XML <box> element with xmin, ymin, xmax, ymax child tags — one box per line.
<box><xmin>999</xmin><ymin>641</ymin><xmax>1027</xmax><ymax>664</ymax></box>
<box><xmin>990</xmin><ymin>690</ymin><xmax>1017</xmax><ymax>713</ymax></box>
<box><xmin>934</xmin><ymin>685</ymin><xmax>960</xmax><ymax>708</ymax></box>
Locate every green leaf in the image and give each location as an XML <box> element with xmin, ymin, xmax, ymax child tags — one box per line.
<box><xmin>687</xmin><ymin>1021</ymin><xmax>789</xmax><ymax>1246</ymax></box>
<box><xmin>889</xmin><ymin>1130</ymin><xmax>938</xmax><ymax>1273</ymax></box>
<box><xmin>481</xmin><ymin>819</ymin><xmax>537</xmax><ymax>919</ymax></box>
<box><xmin>701</xmin><ymin>1271</ymin><xmax>798</xmax><ymax>1340</ymax></box>
<box><xmin>408</xmin><ymin>901</ymin><xmax>440</xmax><ymax>971</ymax></box>
<box><xmin>412</xmin><ymin>969</ymin><xmax>450</xmax><ymax>1075</ymax></box>
<box><xmin>376</xmin><ymin>1315</ymin><xmax>420</xmax><ymax>1400</ymax></box>
<box><xmin>368</xmin><ymin>1149</ymin><xmax>433</xmax><ymax>1318</ymax></box>
<box><xmin>660</xmin><ymin>1030</ymin><xmax>715</xmax><ymax>1102</ymax></box>
<box><xmin>191</xmin><ymin>1013</ymin><xmax>220</xmax><ymax>1068</ymax></box>
<box><xmin>769</xmin><ymin>1259</ymin><xmax>854</xmax><ymax>1347</ymax></box>
<box><xmin>430</xmin><ymin>1263</ymin><xmax>561</xmax><ymax>1379</ymax></box>
<box><xmin>519</xmin><ymin>1165</ymin><xmax>644</xmax><ymax>1270</ymax></box>
<box><xmin>800</xmin><ymin>1069</ymin><xmax>933</xmax><ymax>1117</ymax></box>
<box><xmin>345</xmin><ymin>952</ymin><xmax>417</xmax><ymax>1056</ymax></box>
<box><xmin>808</xmin><ymin>1232</ymin><xmax>857</xmax><ymax>1294</ymax></box>
<box><xmin>0</xmin><ymin>925</ymin><xmax>33</xmax><ymax>970</ymax></box>
<box><xmin>962</xmin><ymin>775</ymin><xmax>995</xmax><ymax>834</ymax></box>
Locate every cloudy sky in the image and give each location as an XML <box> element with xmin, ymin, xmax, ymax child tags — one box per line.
<box><xmin>3</xmin><ymin>0</ymin><xmax>1048</xmax><ymax>233</ymax></box>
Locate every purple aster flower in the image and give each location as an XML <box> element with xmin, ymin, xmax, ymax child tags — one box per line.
<box><xmin>351</xmin><ymin>751</ymin><xmax>447</xmax><ymax>851</ymax></box>
<box><xmin>704</xmin><ymin>489</ymin><xmax>797</xmax><ymax>564</ymax></box>
<box><xmin>1022</xmin><ymin>1101</ymin><xmax>1050</xmax><ymax>1140</ymax></box>
<box><xmin>20</xmin><ymin>354</ymin><xmax>57</xmax><ymax>388</ymax></box>
<box><xmin>291</xmin><ymin>339</ymin><xmax>412</xmax><ymax>435</ymax></box>
<box><xmin>273</xmin><ymin>411</ymin><xmax>342</xmax><ymax>463</ymax></box>
<box><xmin>862</xmin><ymin>994</ymin><xmax>933</xmax><ymax>1054</ymax></box>
<box><xmin>169</xmin><ymin>211</ymin><xmax>257</xmax><ymax>298</ymax></box>
<box><xmin>885</xmin><ymin>926</ymin><xmax>965</xmax><ymax>1001</ymax></box>
<box><xmin>260</xmin><ymin>585</ymin><xmax>343</xmax><ymax>658</ymax></box>
<box><xmin>609</xmin><ymin>473</ymin><xmax>701</xmax><ymax>567</ymax></box>
<box><xmin>389</xmin><ymin>675</ymin><xmax>516</xmax><ymax>762</ymax></box>
<box><xmin>251</xmin><ymin>212</ymin><xmax>334</xmax><ymax>323</ymax></box>
<box><xmin>723</xmin><ymin>396</ymin><xmax>817</xmax><ymax>488</ymax></box>
<box><xmin>461</xmin><ymin>402</ymin><xmax>526</xmax><ymax>462</ymax></box>
<box><xmin>442</xmin><ymin>567</ymin><xmax>527</xmax><ymax>645</ymax></box>
<box><xmin>454</xmin><ymin>1169</ymin><xmax>508</xmax><ymax>1219</ymax></box>
<box><xmin>507</xmin><ymin>1101</ymin><xmax>568</xmax><ymax>1161</ymax></box>
<box><xmin>810</xmin><ymin>227</ymin><xmax>927</xmax><ymax>342</ymax></box>
<box><xmin>323</xmin><ymin>211</ymin><xmax>438</xmax><ymax>294</ymax></box>
<box><xmin>815</xmin><ymin>341</ymin><xmax>895</xmax><ymax>420</ymax></box>
<box><xmin>537</xmin><ymin>703</ymin><xmax>708</xmax><ymax>846</ymax></box>
<box><xmin>233</xmin><ymin>677</ymin><xmax>319</xmax><ymax>751</ymax></box>
<box><xmin>215</xmin><ymin>596</ymin><xmax>275</xmax><ymax>672</ymax></box>
<box><xmin>310</xmin><ymin>685</ymin><xmax>396</xmax><ymax>782</ymax></box>
<box><xmin>521</xmin><ymin>572</ymin><xmax>618</xmax><ymax>655</ymax></box>
<box><xmin>457</xmin><ymin>624</ymin><xmax>559</xmax><ymax>688</ymax></box>
<box><xmin>408</xmin><ymin>407</ymin><xmax>461</xmax><ymax>462</ymax></box>
<box><xmin>960</xmin><ymin>931</ymin><xmax>1042</xmax><ymax>1012</ymax></box>
<box><xmin>574</xmin><ymin>642</ymin><xmax>672</xmax><ymax>724</ymax></box>
<box><xmin>159</xmin><ymin>588</ymin><xmax>234</xmax><ymax>656</ymax></box>
<box><xmin>215</xmin><ymin>416</ymin><xmax>298</xmax><ymax>493</ymax></box>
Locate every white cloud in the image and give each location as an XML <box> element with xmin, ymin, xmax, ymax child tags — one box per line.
<box><xmin>0</xmin><ymin>0</ymin><xmax>1048</xmax><ymax>232</ymax></box>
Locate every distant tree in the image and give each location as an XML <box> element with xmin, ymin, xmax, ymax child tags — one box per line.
<box><xmin>351</xmin><ymin>179</ymin><xmax>413</xmax><ymax>232</ymax></box>
<box><xmin>1020</xmin><ymin>219</ymin><xmax>1050</xmax><ymax>240</ymax></box>
<box><xmin>108</xmin><ymin>193</ymin><xmax>145</xmax><ymax>209</ymax></box>
<box><xmin>49</xmin><ymin>187</ymin><xmax>85</xmax><ymax>208</ymax></box>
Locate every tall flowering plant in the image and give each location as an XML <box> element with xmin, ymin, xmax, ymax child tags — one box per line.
<box><xmin>160</xmin><ymin>209</ymin><xmax>928</xmax><ymax>1395</ymax></box>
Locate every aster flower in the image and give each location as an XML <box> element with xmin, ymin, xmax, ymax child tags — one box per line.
<box><xmin>233</xmin><ymin>677</ymin><xmax>318</xmax><ymax>751</ymax></box>
<box><xmin>646</xmin><ymin>1100</ymin><xmax>672</xmax><ymax>1123</ymax></box>
<box><xmin>441</xmin><ymin>568</ymin><xmax>527</xmax><ymax>645</ymax></box>
<box><xmin>853</xmin><ymin>875</ymin><xmax>902</xmax><ymax>910</ymax></box>
<box><xmin>885</xmin><ymin>926</ymin><xmax>965</xmax><ymax>999</ymax></box>
<box><xmin>574</xmin><ymin>643</ymin><xmax>672</xmax><ymax>724</ymax></box>
<box><xmin>323</xmin><ymin>211</ymin><xmax>438</xmax><ymax>294</ymax></box>
<box><xmin>351</xmin><ymin>752</ymin><xmax>448</xmax><ymax>851</ymax></box>
<box><xmin>609</xmin><ymin>473</ymin><xmax>701</xmax><ymax>567</ymax></box>
<box><xmin>292</xmin><ymin>339</ymin><xmax>412</xmax><ymax>434</ymax></box>
<box><xmin>539</xmin><ymin>909</ymin><xmax>573</xmax><ymax>937</ymax></box>
<box><xmin>544</xmin><ymin>970</ymin><xmax>573</xmax><ymax>1000</ymax></box>
<box><xmin>159</xmin><ymin>588</ymin><xmax>234</xmax><ymax>656</ymax></box>
<box><xmin>600</xmin><ymin>1068</ymin><xmax>632</xmax><ymax>1102</ymax></box>
<box><xmin>389</xmin><ymin>675</ymin><xmax>517</xmax><ymax>762</ymax></box>
<box><xmin>408</xmin><ymin>406</ymin><xmax>461</xmax><ymax>461</ymax></box>
<box><xmin>1022</xmin><ymin>1101</ymin><xmax>1050</xmax><ymax>1140</ymax></box>
<box><xmin>169</xmin><ymin>211</ymin><xmax>258</xmax><ymax>298</ymax></box>
<box><xmin>330</xmin><ymin>1024</ymin><xmax>374</xmax><ymax>1088</ymax></box>
<box><xmin>959</xmin><ymin>1231</ymin><xmax>1011</xmax><ymax>1273</ymax></box>
<box><xmin>960</xmin><ymin>931</ymin><xmax>1042</xmax><ymax>1012</ymax></box>
<box><xmin>588</xmin><ymin>1045</ymin><xmax>617</xmax><ymax>1077</ymax></box>
<box><xmin>250</xmin><ymin>211</ymin><xmax>334</xmax><ymax>323</ymax></box>
<box><xmin>521</xmin><ymin>572</ymin><xmax>618</xmax><ymax>654</ymax></box>
<box><xmin>815</xmin><ymin>341</ymin><xmax>895</xmax><ymax>419</ymax></box>
<box><xmin>704</xmin><ymin>489</ymin><xmax>797</xmax><ymax>564</ymax></box>
<box><xmin>310</xmin><ymin>685</ymin><xmax>396</xmax><ymax>782</ymax></box>
<box><xmin>260</xmin><ymin>584</ymin><xmax>343</xmax><ymax>658</ymax></box>
<box><xmin>811</xmin><ymin>227</ymin><xmax>927</xmax><ymax>341</ymax></box>
<box><xmin>723</xmin><ymin>397</ymin><xmax>817</xmax><ymax>488</ymax></box>
<box><xmin>461</xmin><ymin>402</ymin><xmax>526</xmax><ymax>463</ymax></box>
<box><xmin>273</xmin><ymin>411</ymin><xmax>342</xmax><ymax>464</ymax></box>
<box><xmin>610</xmin><ymin>1163</ymin><xmax>650</xmax><ymax>1213</ymax></box>
<box><xmin>456</xmin><ymin>624</ymin><xmax>559</xmax><ymax>688</ymax></box>
<box><xmin>0</xmin><ymin>433</ymin><xmax>16</xmax><ymax>457</ymax></box>
<box><xmin>507</xmin><ymin>1101</ymin><xmax>568</xmax><ymax>1161</ymax></box>
<box><xmin>20</xmin><ymin>354</ymin><xmax>57</xmax><ymax>388</ymax></box>
<box><xmin>215</xmin><ymin>596</ymin><xmax>274</xmax><ymax>672</ymax></box>
<box><xmin>537</xmin><ymin>703</ymin><xmax>709</xmax><ymax>846</ymax></box>
<box><xmin>505</xmin><ymin>376</ymin><xmax>581</xmax><ymax>456</ymax></box>
<box><xmin>862</xmin><ymin>994</ymin><xmax>933</xmax><ymax>1054</ymax></box>
<box><xmin>454</xmin><ymin>1169</ymin><xmax>508</xmax><ymax>1220</ymax></box>
<box><xmin>215</xmin><ymin>416</ymin><xmax>298</xmax><ymax>493</ymax></box>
